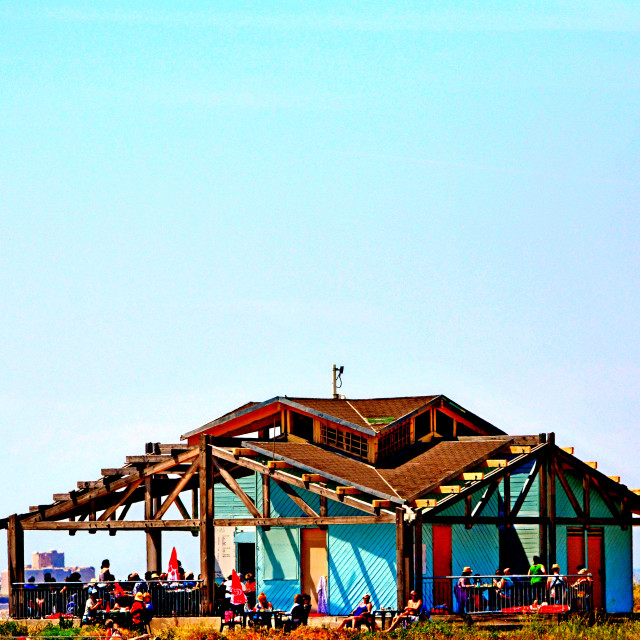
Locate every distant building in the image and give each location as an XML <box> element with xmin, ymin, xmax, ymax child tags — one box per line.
<box><xmin>0</xmin><ymin>550</ymin><xmax>94</xmax><ymax>595</ymax></box>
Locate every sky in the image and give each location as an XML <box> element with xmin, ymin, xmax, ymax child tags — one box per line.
<box><xmin>1</xmin><ymin>1</ymin><xmax>639</xmax><ymax>581</ymax></box>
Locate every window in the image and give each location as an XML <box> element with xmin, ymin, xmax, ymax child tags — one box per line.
<box><xmin>378</xmin><ymin>422</ymin><xmax>410</xmax><ymax>458</ymax></box>
<box><xmin>320</xmin><ymin>422</ymin><xmax>368</xmax><ymax>459</ymax></box>
<box><xmin>414</xmin><ymin>410</ymin><xmax>431</xmax><ymax>440</ymax></box>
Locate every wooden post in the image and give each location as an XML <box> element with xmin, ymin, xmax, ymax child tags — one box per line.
<box><xmin>413</xmin><ymin>510</ymin><xmax>423</xmax><ymax>595</ymax></box>
<box><xmin>548</xmin><ymin>433</ymin><xmax>557</xmax><ymax>566</ymax></box>
<box><xmin>8</xmin><ymin>514</ymin><xmax>24</xmax><ymax>618</ymax></box>
<box><xmin>319</xmin><ymin>495</ymin><xmax>328</xmax><ymax>518</ymax></box>
<box><xmin>199</xmin><ymin>435</ymin><xmax>215</xmax><ymax>615</ymax></box>
<box><xmin>396</xmin><ymin>508</ymin><xmax>406</xmax><ymax>610</ymax></box>
<box><xmin>145</xmin><ymin>477</ymin><xmax>162</xmax><ymax>573</ymax></box>
<box><xmin>539</xmin><ymin>445</ymin><xmax>548</xmax><ymax>567</ymax></box>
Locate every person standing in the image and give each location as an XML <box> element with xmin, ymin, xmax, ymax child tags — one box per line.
<box><xmin>528</xmin><ymin>555</ymin><xmax>546</xmax><ymax>604</ymax></box>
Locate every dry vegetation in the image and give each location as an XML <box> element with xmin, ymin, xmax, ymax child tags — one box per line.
<box><xmin>6</xmin><ymin>619</ymin><xmax>640</xmax><ymax>640</ymax></box>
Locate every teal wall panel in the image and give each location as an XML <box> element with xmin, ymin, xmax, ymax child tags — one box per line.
<box><xmin>555</xmin><ymin>471</ymin><xmax>583</xmax><ymax>518</ymax></box>
<box><xmin>604</xmin><ymin>527</ymin><xmax>633</xmax><ymax>613</ymax></box>
<box><xmin>328</xmin><ymin>524</ymin><xmax>396</xmax><ymax>614</ymax></box>
<box><xmin>256</xmin><ymin>526</ymin><xmax>300</xmax><ymax>610</ymax></box>
<box><xmin>452</xmin><ymin>524</ymin><xmax>499</xmax><ymax>576</ymax></box>
<box><xmin>214</xmin><ymin>474</ymin><xmax>257</xmax><ymax>518</ymax></box>
<box><xmin>589</xmin><ymin>486</ymin><xmax>611</xmax><ymax>519</ymax></box>
<box><xmin>556</xmin><ymin>525</ymin><xmax>568</xmax><ymax>575</ymax></box>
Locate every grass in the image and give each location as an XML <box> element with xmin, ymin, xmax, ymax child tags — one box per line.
<box><xmin>3</xmin><ymin>617</ymin><xmax>640</xmax><ymax>640</ymax></box>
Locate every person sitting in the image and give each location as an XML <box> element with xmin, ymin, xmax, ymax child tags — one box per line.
<box><xmin>82</xmin><ymin>588</ymin><xmax>103</xmax><ymax>625</ymax></box>
<box><xmin>338</xmin><ymin>593</ymin><xmax>374</xmax><ymax>631</ymax></box>
<box><xmin>384</xmin><ymin>590</ymin><xmax>422</xmax><ymax>632</ymax></box>
<box><xmin>283</xmin><ymin>594</ymin><xmax>308</xmax><ymax>631</ymax></box>
<box><xmin>105</xmin><ymin>619</ymin><xmax>124</xmax><ymax>639</ymax></box>
<box><xmin>252</xmin><ymin>592</ymin><xmax>273</xmax><ymax>626</ymax></box>
<box><xmin>572</xmin><ymin>565</ymin><xmax>592</xmax><ymax>612</ymax></box>
<box><xmin>129</xmin><ymin>592</ymin><xmax>146</xmax><ymax>633</ymax></box>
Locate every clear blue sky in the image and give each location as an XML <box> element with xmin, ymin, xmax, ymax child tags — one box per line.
<box><xmin>1</xmin><ymin>2</ymin><xmax>639</xmax><ymax>579</ymax></box>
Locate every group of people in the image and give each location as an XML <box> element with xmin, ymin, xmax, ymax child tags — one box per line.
<box><xmin>454</xmin><ymin>556</ymin><xmax>594</xmax><ymax>613</ymax></box>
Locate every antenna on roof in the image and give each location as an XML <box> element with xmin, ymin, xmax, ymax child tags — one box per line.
<box><xmin>332</xmin><ymin>365</ymin><xmax>344</xmax><ymax>399</ymax></box>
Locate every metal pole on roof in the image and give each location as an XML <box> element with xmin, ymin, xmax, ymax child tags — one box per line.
<box><xmin>332</xmin><ymin>364</ymin><xmax>344</xmax><ymax>399</ymax></box>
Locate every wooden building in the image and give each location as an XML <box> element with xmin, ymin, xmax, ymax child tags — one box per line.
<box><xmin>3</xmin><ymin>394</ymin><xmax>639</xmax><ymax>616</ymax></box>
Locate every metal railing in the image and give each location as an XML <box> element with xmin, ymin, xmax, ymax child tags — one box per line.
<box><xmin>421</xmin><ymin>574</ymin><xmax>595</xmax><ymax>615</ymax></box>
<box><xmin>10</xmin><ymin>581</ymin><xmax>203</xmax><ymax>620</ymax></box>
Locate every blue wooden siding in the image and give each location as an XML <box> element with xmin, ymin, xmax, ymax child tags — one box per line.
<box><xmin>256</xmin><ymin>526</ymin><xmax>300</xmax><ymax>610</ymax></box>
<box><xmin>505</xmin><ymin>460</ymin><xmax>540</xmax><ymax>563</ymax></box>
<box><xmin>604</xmin><ymin>527</ymin><xmax>633</xmax><ymax>613</ymax></box>
<box><xmin>555</xmin><ymin>471</ymin><xmax>583</xmax><ymax>518</ymax></box>
<box><xmin>555</xmin><ymin>525</ymin><xmax>568</xmax><ymax>574</ymax></box>
<box><xmin>214</xmin><ymin>475</ymin><xmax>257</xmax><ymax>518</ymax></box>
<box><xmin>452</xmin><ymin>524</ymin><xmax>499</xmax><ymax>576</ymax></box>
<box><xmin>328</xmin><ymin>524</ymin><xmax>396</xmax><ymax>614</ymax></box>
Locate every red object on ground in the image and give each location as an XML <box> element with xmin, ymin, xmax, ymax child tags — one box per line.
<box><xmin>501</xmin><ymin>604</ymin><xmax>570</xmax><ymax>614</ymax></box>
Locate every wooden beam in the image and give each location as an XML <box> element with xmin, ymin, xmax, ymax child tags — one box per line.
<box><xmin>560</xmin><ymin>447</ymin><xmax>574</xmax><ymax>455</ymax></box>
<box><xmin>199</xmin><ymin>435</ymin><xmax>215</xmax><ymax>615</ymax></box>
<box><xmin>145</xmin><ymin>477</ymin><xmax>161</xmax><ymax>574</ymax></box>
<box><xmin>173</xmin><ymin>494</ymin><xmax>190</xmax><ymax>520</ymax></box>
<box><xmin>396</xmin><ymin>508</ymin><xmax>406</xmax><ymax>610</ymax></box>
<box><xmin>421</xmin><ymin>443</ymin><xmax>549</xmax><ymax>520</ymax></box>
<box><xmin>267</xmin><ymin>461</ymin><xmax>293</xmax><ymax>470</ymax></box>
<box><xmin>484</xmin><ymin>459</ymin><xmax>508</xmax><ymax>468</ymax></box>
<box><xmin>126</xmin><ymin>455</ymin><xmax>172</xmax><ymax>464</ymax></box>
<box><xmin>435</xmin><ymin>485</ymin><xmax>461</xmax><ymax>494</ymax></box>
<box><xmin>26</xmin><ymin>447</ymin><xmax>199</xmax><ymax>523</ymax></box>
<box><xmin>585</xmin><ymin>461</ymin><xmax>597</xmax><ymax>469</ymax></box>
<box><xmin>7</xmin><ymin>515</ymin><xmax>24</xmax><ymax>617</ymax></box>
<box><xmin>413</xmin><ymin>509</ymin><xmax>423</xmax><ymax>593</ymax></box>
<box><xmin>211</xmin><ymin>456</ymin><xmax>262</xmax><ymax>518</ymax></box>
<box><xmin>471</xmin><ymin>483</ymin><xmax>498</xmax><ymax>518</ymax></box>
<box><xmin>373</xmin><ymin>500</ymin><xmax>393</xmax><ymax>508</ymax></box>
<box><xmin>273</xmin><ymin>479</ymin><xmax>320</xmax><ymax>518</ymax></box>
<box><xmin>53</xmin><ymin>493</ymin><xmax>71</xmax><ymax>502</ymax></box>
<box><xmin>154</xmin><ymin>458</ymin><xmax>200</xmax><ymax>520</ymax></box>
<box><xmin>413</xmin><ymin>499</ymin><xmax>438</xmax><ymax>508</ymax></box>
<box><xmin>233</xmin><ymin>448</ymin><xmax>258</xmax><ymax>457</ymax></box>
<box><xmin>608</xmin><ymin>476</ymin><xmax>621</xmax><ymax>483</ymax></box>
<box><xmin>458</xmin><ymin>472</ymin><xmax>484</xmax><ymax>481</ymax></box>
<box><xmin>23</xmin><ymin>519</ymin><xmax>200</xmax><ymax>531</ymax></box>
<box><xmin>548</xmin><ymin>437</ymin><xmax>557</xmax><ymax>566</ymax></box>
<box><xmin>503</xmin><ymin>473</ymin><xmax>511</xmax><ymax>522</ymax></box>
<box><xmin>302</xmin><ymin>474</ymin><xmax>325</xmax><ymax>483</ymax></box>
<box><xmin>262</xmin><ymin>474</ymin><xmax>271</xmax><ymax>518</ymax></box>
<box><xmin>510</xmin><ymin>446</ymin><xmax>532</xmax><ymax>454</ymax></box>
<box><xmin>583</xmin><ymin>473</ymin><xmax>591</xmax><ymax>522</ymax></box>
<box><xmin>98</xmin><ymin>479</ymin><xmax>144</xmax><ymax>522</ymax></box>
<box><xmin>336</xmin><ymin>486</ymin><xmax>361</xmax><ymax>496</ymax></box>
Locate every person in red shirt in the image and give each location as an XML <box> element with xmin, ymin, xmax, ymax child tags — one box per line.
<box><xmin>129</xmin><ymin>592</ymin><xmax>145</xmax><ymax>633</ymax></box>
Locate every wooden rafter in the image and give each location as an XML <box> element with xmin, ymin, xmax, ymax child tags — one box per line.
<box><xmin>419</xmin><ymin>442</ymin><xmax>548</xmax><ymax>519</ymax></box>
<box><xmin>174</xmin><ymin>494</ymin><xmax>191</xmax><ymax>519</ymax></box>
<box><xmin>208</xmin><ymin>443</ymin><xmax>387</xmax><ymax>515</ymax></box>
<box><xmin>210</xmin><ymin>454</ymin><xmax>262</xmax><ymax>518</ymax></box>
<box><xmin>98</xmin><ymin>479</ymin><xmax>144</xmax><ymax>522</ymax></box>
<box><xmin>154</xmin><ymin>458</ymin><xmax>200</xmax><ymax>520</ymax></box>
<box><xmin>590</xmin><ymin>475</ymin><xmax>621</xmax><ymax>519</ymax></box>
<box><xmin>471</xmin><ymin>482</ymin><xmax>498</xmax><ymax>519</ymax></box>
<box><xmin>24</xmin><ymin>447</ymin><xmax>199</xmax><ymax>523</ymax></box>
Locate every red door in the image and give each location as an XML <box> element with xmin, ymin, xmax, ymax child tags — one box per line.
<box><xmin>432</xmin><ymin>525</ymin><xmax>452</xmax><ymax>611</ymax></box>
<box><xmin>587</xmin><ymin>529</ymin><xmax>604</xmax><ymax>610</ymax></box>
<box><xmin>566</xmin><ymin>528</ymin><xmax>586</xmax><ymax>577</ymax></box>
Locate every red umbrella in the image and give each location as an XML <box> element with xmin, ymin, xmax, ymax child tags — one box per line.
<box><xmin>230</xmin><ymin>569</ymin><xmax>247</xmax><ymax>606</ymax></box>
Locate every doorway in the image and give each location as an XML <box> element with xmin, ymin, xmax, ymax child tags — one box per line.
<box><xmin>237</xmin><ymin>543</ymin><xmax>256</xmax><ymax>577</ymax></box>
<box><xmin>301</xmin><ymin>528</ymin><xmax>327</xmax><ymax>612</ymax></box>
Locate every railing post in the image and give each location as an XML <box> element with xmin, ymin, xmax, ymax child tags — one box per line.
<box><xmin>199</xmin><ymin>435</ymin><xmax>215</xmax><ymax>615</ymax></box>
<box><xmin>8</xmin><ymin>514</ymin><xmax>24</xmax><ymax>618</ymax></box>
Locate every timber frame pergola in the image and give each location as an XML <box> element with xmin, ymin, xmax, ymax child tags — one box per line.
<box><xmin>3</xmin><ymin>432</ymin><xmax>640</xmax><ymax>618</ymax></box>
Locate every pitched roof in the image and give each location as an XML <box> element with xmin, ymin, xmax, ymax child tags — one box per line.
<box><xmin>287</xmin><ymin>396</ymin><xmax>438</xmax><ymax>432</ymax></box>
<box><xmin>245</xmin><ymin>437</ymin><xmax>514</xmax><ymax>501</ymax></box>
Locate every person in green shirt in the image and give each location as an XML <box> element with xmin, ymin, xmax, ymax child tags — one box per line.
<box><xmin>528</xmin><ymin>555</ymin><xmax>546</xmax><ymax>604</ymax></box>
